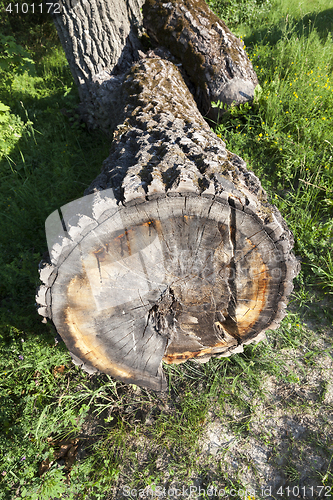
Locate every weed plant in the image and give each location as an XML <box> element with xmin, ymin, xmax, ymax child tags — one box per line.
<box><xmin>0</xmin><ymin>0</ymin><xmax>332</xmax><ymax>499</ymax></box>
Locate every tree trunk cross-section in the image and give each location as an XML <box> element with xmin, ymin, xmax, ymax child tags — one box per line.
<box><xmin>37</xmin><ymin>57</ymin><xmax>300</xmax><ymax>391</ymax></box>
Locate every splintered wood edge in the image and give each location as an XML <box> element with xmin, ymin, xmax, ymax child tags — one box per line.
<box><xmin>36</xmin><ymin>192</ymin><xmax>300</xmax><ymax>389</ymax></box>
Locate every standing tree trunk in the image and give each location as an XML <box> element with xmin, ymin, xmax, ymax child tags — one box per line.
<box><xmin>52</xmin><ymin>0</ymin><xmax>145</xmax><ymax>130</ymax></box>
<box><xmin>37</xmin><ymin>0</ymin><xmax>300</xmax><ymax>391</ymax></box>
<box><xmin>52</xmin><ymin>0</ymin><xmax>145</xmax><ymax>95</ymax></box>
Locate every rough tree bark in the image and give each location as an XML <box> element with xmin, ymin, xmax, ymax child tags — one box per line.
<box><xmin>51</xmin><ymin>0</ymin><xmax>145</xmax><ymax>131</ymax></box>
<box><xmin>37</xmin><ymin>53</ymin><xmax>299</xmax><ymax>391</ymax></box>
<box><xmin>52</xmin><ymin>0</ymin><xmax>145</xmax><ymax>99</ymax></box>
<box><xmin>51</xmin><ymin>0</ymin><xmax>258</xmax><ymax>131</ymax></box>
<box><xmin>142</xmin><ymin>0</ymin><xmax>258</xmax><ymax>121</ymax></box>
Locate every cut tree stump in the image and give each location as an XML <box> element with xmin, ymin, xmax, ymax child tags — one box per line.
<box><xmin>37</xmin><ymin>57</ymin><xmax>300</xmax><ymax>391</ymax></box>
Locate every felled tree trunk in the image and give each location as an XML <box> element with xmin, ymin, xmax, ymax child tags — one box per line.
<box><xmin>37</xmin><ymin>56</ymin><xmax>299</xmax><ymax>391</ymax></box>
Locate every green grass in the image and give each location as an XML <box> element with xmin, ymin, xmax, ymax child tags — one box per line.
<box><xmin>0</xmin><ymin>0</ymin><xmax>332</xmax><ymax>499</ymax></box>
<box><xmin>213</xmin><ymin>7</ymin><xmax>333</xmax><ymax>295</ymax></box>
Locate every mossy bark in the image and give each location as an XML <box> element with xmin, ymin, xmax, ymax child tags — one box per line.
<box><xmin>143</xmin><ymin>0</ymin><xmax>258</xmax><ymax>121</ymax></box>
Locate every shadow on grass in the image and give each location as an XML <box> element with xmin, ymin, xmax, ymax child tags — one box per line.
<box><xmin>245</xmin><ymin>9</ymin><xmax>333</xmax><ymax>46</ymax></box>
<box><xmin>0</xmin><ymin>86</ymin><xmax>110</xmax><ymax>334</ymax></box>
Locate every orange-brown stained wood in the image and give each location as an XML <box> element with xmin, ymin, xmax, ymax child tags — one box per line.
<box><xmin>163</xmin><ymin>341</ymin><xmax>231</xmax><ymax>364</ymax></box>
<box><xmin>162</xmin><ymin>237</ymin><xmax>271</xmax><ymax>363</ymax></box>
<box><xmin>63</xmin><ymin>273</ymin><xmax>167</xmax><ymax>391</ymax></box>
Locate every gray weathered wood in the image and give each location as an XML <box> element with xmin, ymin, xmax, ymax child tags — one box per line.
<box><xmin>37</xmin><ymin>57</ymin><xmax>300</xmax><ymax>391</ymax></box>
